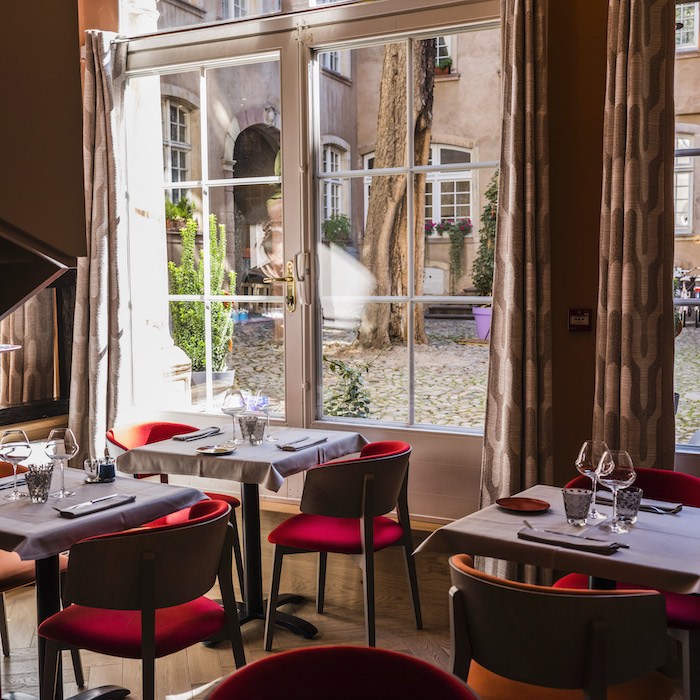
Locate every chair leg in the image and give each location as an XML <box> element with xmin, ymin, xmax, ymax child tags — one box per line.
<box><xmin>142</xmin><ymin>652</ymin><xmax>156</xmax><ymax>700</ymax></box>
<box><xmin>41</xmin><ymin>640</ymin><xmax>61</xmax><ymax>700</ymax></box>
<box><xmin>402</xmin><ymin>538</ymin><xmax>422</xmax><ymax>629</ymax></box>
<box><xmin>159</xmin><ymin>474</ymin><xmax>169</xmax><ymax>484</ymax></box>
<box><xmin>361</xmin><ymin>548</ymin><xmax>376</xmax><ymax>647</ymax></box>
<box><xmin>70</xmin><ymin>647</ymin><xmax>85</xmax><ymax>687</ymax></box>
<box><xmin>670</xmin><ymin>627</ymin><xmax>700</xmax><ymax>700</ymax></box>
<box><xmin>317</xmin><ymin>552</ymin><xmax>327</xmax><ymax>614</ymax></box>
<box><xmin>0</xmin><ymin>593</ymin><xmax>9</xmax><ymax>657</ymax></box>
<box><xmin>230</xmin><ymin>509</ymin><xmax>245</xmax><ymax>598</ymax></box>
<box><xmin>264</xmin><ymin>545</ymin><xmax>284</xmax><ymax>652</ymax></box>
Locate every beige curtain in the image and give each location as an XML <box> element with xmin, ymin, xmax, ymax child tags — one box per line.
<box><xmin>0</xmin><ymin>289</ymin><xmax>55</xmax><ymax>406</ymax></box>
<box><xmin>593</xmin><ymin>0</ymin><xmax>676</xmax><ymax>468</ymax></box>
<box><xmin>478</xmin><ymin>0</ymin><xmax>552</xmax><ymax>580</ymax></box>
<box><xmin>69</xmin><ymin>31</ymin><xmax>128</xmax><ymax>463</ymax></box>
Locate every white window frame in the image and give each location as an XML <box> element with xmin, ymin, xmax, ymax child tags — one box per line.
<box><xmin>427</xmin><ymin>145</ymin><xmax>472</xmax><ymax>234</ymax></box>
<box><xmin>222</xmin><ymin>0</ymin><xmax>249</xmax><ymax>19</ymax></box>
<box><xmin>675</xmin><ymin>133</ymin><xmax>695</xmax><ymax>233</ymax></box>
<box><xmin>676</xmin><ymin>2</ymin><xmax>699</xmax><ymax>51</ymax></box>
<box><xmin>436</xmin><ymin>36</ymin><xmax>451</xmax><ymax>62</ymax></box>
<box><xmin>162</xmin><ymin>98</ymin><xmax>192</xmax><ymax>202</ymax></box>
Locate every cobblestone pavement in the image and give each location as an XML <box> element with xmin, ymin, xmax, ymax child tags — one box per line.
<box><xmin>226</xmin><ymin>316</ymin><xmax>700</xmax><ymax>444</ymax></box>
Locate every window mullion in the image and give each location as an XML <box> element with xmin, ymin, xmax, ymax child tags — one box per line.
<box><xmin>407</xmin><ymin>38</ymin><xmax>416</xmax><ymax>426</ymax></box>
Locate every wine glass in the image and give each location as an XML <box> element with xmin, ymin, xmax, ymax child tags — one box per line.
<box><xmin>596</xmin><ymin>450</ymin><xmax>636</xmax><ymax>534</ymax></box>
<box><xmin>221</xmin><ymin>385</ymin><xmax>247</xmax><ymax>445</ymax></box>
<box><xmin>45</xmin><ymin>428</ymin><xmax>79</xmax><ymax>498</ymax></box>
<box><xmin>575</xmin><ymin>440</ymin><xmax>609</xmax><ymax>520</ymax></box>
<box><xmin>255</xmin><ymin>390</ymin><xmax>281</xmax><ymax>442</ymax></box>
<box><xmin>0</xmin><ymin>430</ymin><xmax>31</xmax><ymax>500</ymax></box>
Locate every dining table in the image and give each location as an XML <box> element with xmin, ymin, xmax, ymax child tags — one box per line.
<box><xmin>416</xmin><ymin>483</ymin><xmax>700</xmax><ymax>595</ymax></box>
<box><xmin>0</xmin><ymin>467</ymin><xmax>206</xmax><ymax>700</ymax></box>
<box><xmin>115</xmin><ymin>425</ymin><xmax>368</xmax><ymax>637</ymax></box>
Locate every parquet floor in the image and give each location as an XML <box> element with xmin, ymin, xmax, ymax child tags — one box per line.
<box><xmin>0</xmin><ymin>506</ymin><xmax>685</xmax><ymax>699</ymax></box>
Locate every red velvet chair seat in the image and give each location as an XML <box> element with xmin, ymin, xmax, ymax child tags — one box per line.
<box><xmin>553</xmin><ymin>572</ymin><xmax>700</xmax><ymax>630</ymax></box>
<box><xmin>106</xmin><ymin>422</ymin><xmax>197</xmax><ymax>451</ymax></box>
<box><xmin>39</xmin><ymin>597</ymin><xmax>224</xmax><ymax>659</ymax></box>
<box><xmin>207</xmin><ymin>646</ymin><xmax>479</xmax><ymax>700</ymax></box>
<box><xmin>268</xmin><ymin>513</ymin><xmax>405</xmax><ymax>554</ymax></box>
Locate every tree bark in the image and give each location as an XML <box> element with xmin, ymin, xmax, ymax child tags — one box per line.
<box><xmin>358</xmin><ymin>40</ymin><xmax>434</xmax><ymax>349</ymax></box>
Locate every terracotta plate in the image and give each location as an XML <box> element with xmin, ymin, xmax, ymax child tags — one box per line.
<box><xmin>496</xmin><ymin>497</ymin><xmax>550</xmax><ymax>514</ymax></box>
<box><xmin>196</xmin><ymin>445</ymin><xmax>236</xmax><ymax>456</ymax></box>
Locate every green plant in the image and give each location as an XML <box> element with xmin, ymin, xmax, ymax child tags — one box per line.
<box><xmin>323</xmin><ymin>350</ymin><xmax>384</xmax><ymax>418</ymax></box>
<box><xmin>167</xmin><ymin>215</ymin><xmax>236</xmax><ymax>372</ymax></box>
<box><xmin>437</xmin><ymin>56</ymin><xmax>453</xmax><ymax>71</ymax></box>
<box><xmin>448</xmin><ymin>218</ymin><xmax>471</xmax><ymax>295</ymax></box>
<box><xmin>322</xmin><ymin>214</ymin><xmax>352</xmax><ymax>247</ymax></box>
<box><xmin>471</xmin><ymin>170</ymin><xmax>498</xmax><ymax>298</ymax></box>
<box><xmin>165</xmin><ymin>195</ymin><xmax>195</xmax><ymax>220</ymax></box>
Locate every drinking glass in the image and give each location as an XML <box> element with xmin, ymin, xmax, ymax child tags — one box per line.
<box><xmin>255</xmin><ymin>391</ymin><xmax>281</xmax><ymax>442</ymax></box>
<box><xmin>44</xmin><ymin>428</ymin><xmax>79</xmax><ymax>498</ymax></box>
<box><xmin>575</xmin><ymin>440</ymin><xmax>609</xmax><ymax>520</ymax></box>
<box><xmin>0</xmin><ymin>429</ymin><xmax>31</xmax><ymax>500</ymax></box>
<box><xmin>221</xmin><ymin>385</ymin><xmax>247</xmax><ymax>445</ymax></box>
<box><xmin>596</xmin><ymin>450</ymin><xmax>636</xmax><ymax>534</ymax></box>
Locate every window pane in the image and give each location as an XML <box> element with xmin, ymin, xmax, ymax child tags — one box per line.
<box><xmin>319</xmin><ymin>43</ymin><xmax>407</xmax><ymax>171</ymax></box>
<box><xmin>321</xmin><ymin>304</ymin><xmax>409</xmax><ymax>422</ymax></box>
<box><xmin>206</xmin><ymin>62</ymin><xmax>281</xmax><ymax>181</ymax></box>
<box><xmin>413</xmin><ymin>303</ymin><xmax>487</xmax><ymax>428</ymax></box>
<box><xmin>318</xmin><ymin>175</ymin><xmax>406</xmax><ymax>297</ymax></box>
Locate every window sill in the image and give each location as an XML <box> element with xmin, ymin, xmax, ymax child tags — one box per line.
<box><xmin>435</xmin><ymin>72</ymin><xmax>461</xmax><ymax>82</ymax></box>
<box><xmin>320</xmin><ymin>67</ymin><xmax>352</xmax><ymax>87</ymax></box>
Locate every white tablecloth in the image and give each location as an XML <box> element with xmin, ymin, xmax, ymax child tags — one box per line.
<box><xmin>0</xmin><ymin>468</ymin><xmax>205</xmax><ymax>560</ymax></box>
<box><xmin>116</xmin><ymin>427</ymin><xmax>368</xmax><ymax>492</ymax></box>
<box><xmin>416</xmin><ymin>484</ymin><xmax>700</xmax><ymax>595</ymax></box>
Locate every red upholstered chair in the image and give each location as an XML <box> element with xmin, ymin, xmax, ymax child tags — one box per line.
<box><xmin>106</xmin><ymin>421</ymin><xmax>244</xmax><ymax>594</ymax></box>
<box><xmin>264</xmin><ymin>441</ymin><xmax>421</xmax><ymax>650</ymax></box>
<box><xmin>556</xmin><ymin>468</ymin><xmax>700</xmax><ymax>700</ymax></box>
<box><xmin>38</xmin><ymin>500</ymin><xmax>246</xmax><ymax>700</ymax></box>
<box><xmin>449</xmin><ymin>554</ymin><xmax>674</xmax><ymax>700</ymax></box>
<box><xmin>207</xmin><ymin>645</ymin><xmax>481</xmax><ymax>700</ymax></box>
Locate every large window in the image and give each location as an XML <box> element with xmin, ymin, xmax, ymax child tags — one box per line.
<box><xmin>162</xmin><ymin>99</ymin><xmax>191</xmax><ymax>202</ymax></box>
<box><xmin>677</xmin><ymin>3</ymin><xmax>699</xmax><ymax>51</ymax></box>
<box><xmin>675</xmin><ymin>134</ymin><xmax>694</xmax><ymax>232</ymax></box>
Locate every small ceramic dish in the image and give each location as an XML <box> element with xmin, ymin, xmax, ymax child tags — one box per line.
<box><xmin>196</xmin><ymin>445</ymin><xmax>236</xmax><ymax>456</ymax></box>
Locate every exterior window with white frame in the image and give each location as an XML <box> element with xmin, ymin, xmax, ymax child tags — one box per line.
<box><xmin>425</xmin><ymin>145</ymin><xmax>472</xmax><ymax>230</ymax></box>
<box><xmin>436</xmin><ymin>36</ymin><xmax>451</xmax><ymax>62</ymax></box>
<box><xmin>676</xmin><ymin>3</ymin><xmax>698</xmax><ymax>50</ymax></box>
<box><xmin>321</xmin><ymin>51</ymin><xmax>340</xmax><ymax>73</ymax></box>
<box><xmin>322</xmin><ymin>145</ymin><xmax>342</xmax><ymax>220</ymax></box>
<box><xmin>675</xmin><ymin>134</ymin><xmax>694</xmax><ymax>231</ymax></box>
<box><xmin>222</xmin><ymin>0</ymin><xmax>249</xmax><ymax>19</ymax></box>
<box><xmin>162</xmin><ymin>99</ymin><xmax>191</xmax><ymax>202</ymax></box>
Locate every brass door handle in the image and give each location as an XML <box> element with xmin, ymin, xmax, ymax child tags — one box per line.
<box><xmin>263</xmin><ymin>260</ymin><xmax>296</xmax><ymax>313</ymax></box>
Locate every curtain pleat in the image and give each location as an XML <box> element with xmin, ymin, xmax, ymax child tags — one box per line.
<box><xmin>593</xmin><ymin>0</ymin><xmax>675</xmax><ymax>468</ymax></box>
<box><xmin>478</xmin><ymin>0</ymin><xmax>552</xmax><ymax>581</ymax></box>
<box><xmin>69</xmin><ymin>31</ymin><xmax>128</xmax><ymax>463</ymax></box>
<box><xmin>0</xmin><ymin>289</ymin><xmax>55</xmax><ymax>406</ymax></box>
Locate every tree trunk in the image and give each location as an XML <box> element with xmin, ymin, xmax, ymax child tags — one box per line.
<box><xmin>357</xmin><ymin>40</ymin><xmax>434</xmax><ymax>349</ymax></box>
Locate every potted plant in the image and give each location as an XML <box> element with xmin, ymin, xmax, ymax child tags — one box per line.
<box><xmin>322</xmin><ymin>213</ymin><xmax>352</xmax><ymax>248</ymax></box>
<box><xmin>471</xmin><ymin>170</ymin><xmax>498</xmax><ymax>339</ymax></box>
<box><xmin>435</xmin><ymin>56</ymin><xmax>453</xmax><ymax>76</ymax></box>
<box><xmin>447</xmin><ymin>217</ymin><xmax>472</xmax><ymax>295</ymax></box>
<box><xmin>167</xmin><ymin>214</ymin><xmax>236</xmax><ymax>383</ymax></box>
<box><xmin>165</xmin><ymin>195</ymin><xmax>195</xmax><ymax>231</ymax></box>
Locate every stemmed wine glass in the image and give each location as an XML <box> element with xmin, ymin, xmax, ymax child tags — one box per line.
<box><xmin>0</xmin><ymin>430</ymin><xmax>32</xmax><ymax>500</ymax></box>
<box><xmin>596</xmin><ymin>450</ymin><xmax>636</xmax><ymax>534</ymax></box>
<box><xmin>256</xmin><ymin>390</ymin><xmax>281</xmax><ymax>442</ymax></box>
<box><xmin>575</xmin><ymin>440</ymin><xmax>609</xmax><ymax>520</ymax></box>
<box><xmin>45</xmin><ymin>428</ymin><xmax>79</xmax><ymax>498</ymax></box>
<box><xmin>221</xmin><ymin>384</ymin><xmax>248</xmax><ymax>445</ymax></box>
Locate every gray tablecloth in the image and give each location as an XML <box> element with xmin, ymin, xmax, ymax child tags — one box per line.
<box><xmin>116</xmin><ymin>427</ymin><xmax>368</xmax><ymax>492</ymax></box>
<box><xmin>0</xmin><ymin>468</ymin><xmax>205</xmax><ymax>560</ymax></box>
<box><xmin>416</xmin><ymin>484</ymin><xmax>700</xmax><ymax>595</ymax></box>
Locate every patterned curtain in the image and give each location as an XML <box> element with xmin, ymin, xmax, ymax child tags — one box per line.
<box><xmin>69</xmin><ymin>32</ymin><xmax>128</xmax><ymax>463</ymax></box>
<box><xmin>0</xmin><ymin>289</ymin><xmax>55</xmax><ymax>406</ymax></box>
<box><xmin>478</xmin><ymin>0</ymin><xmax>552</xmax><ymax>579</ymax></box>
<box><xmin>593</xmin><ymin>0</ymin><xmax>675</xmax><ymax>468</ymax></box>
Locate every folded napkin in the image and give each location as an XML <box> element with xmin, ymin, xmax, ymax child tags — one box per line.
<box><xmin>172</xmin><ymin>426</ymin><xmax>222</xmax><ymax>442</ymax></box>
<box><xmin>595</xmin><ymin>491</ymin><xmax>682</xmax><ymax>514</ymax></box>
<box><xmin>55</xmin><ymin>494</ymin><xmax>136</xmax><ymax>518</ymax></box>
<box><xmin>0</xmin><ymin>475</ymin><xmax>26</xmax><ymax>491</ymax></box>
<box><xmin>517</xmin><ymin>528</ymin><xmax>622</xmax><ymax>555</ymax></box>
<box><xmin>276</xmin><ymin>437</ymin><xmax>328</xmax><ymax>452</ymax></box>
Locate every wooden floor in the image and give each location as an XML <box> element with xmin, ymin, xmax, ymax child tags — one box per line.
<box><xmin>0</xmin><ymin>507</ymin><xmax>685</xmax><ymax>699</ymax></box>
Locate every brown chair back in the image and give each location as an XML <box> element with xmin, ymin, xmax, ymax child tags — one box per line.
<box><xmin>63</xmin><ymin>502</ymin><xmax>231</xmax><ymax>610</ymax></box>
<box><xmin>300</xmin><ymin>447</ymin><xmax>411</xmax><ymax>518</ymax></box>
<box><xmin>449</xmin><ymin>554</ymin><xmax>669</xmax><ymax>696</ymax></box>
